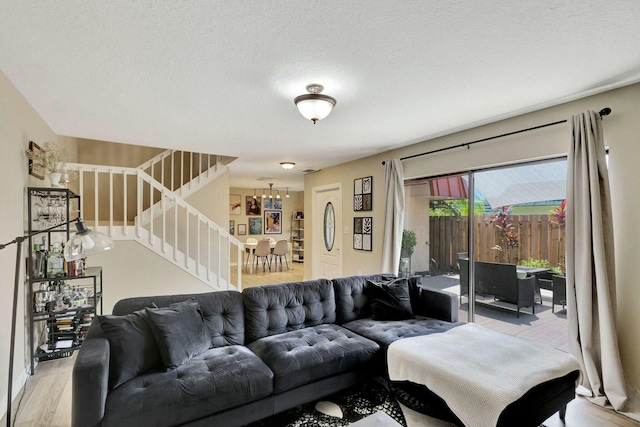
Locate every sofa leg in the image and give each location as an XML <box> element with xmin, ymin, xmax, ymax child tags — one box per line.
<box><xmin>559</xmin><ymin>404</ymin><xmax>567</xmax><ymax>421</ymax></box>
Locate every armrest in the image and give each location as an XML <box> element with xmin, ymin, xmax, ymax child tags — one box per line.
<box><xmin>72</xmin><ymin>338</ymin><xmax>110</xmax><ymax>427</ymax></box>
<box><xmin>517</xmin><ymin>276</ymin><xmax>536</xmax><ymax>306</ymax></box>
<box><xmin>417</xmin><ymin>286</ymin><xmax>459</xmax><ymax>323</ymax></box>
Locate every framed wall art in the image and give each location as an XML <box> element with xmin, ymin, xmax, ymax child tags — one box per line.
<box><xmin>28</xmin><ymin>141</ymin><xmax>45</xmax><ymax>180</ymax></box>
<box><xmin>238</xmin><ymin>223</ymin><xmax>247</xmax><ymax>235</ymax></box>
<box><xmin>249</xmin><ymin>217</ymin><xmax>262</xmax><ymax>235</ymax></box>
<box><xmin>246</xmin><ymin>196</ymin><xmax>261</xmax><ymax>216</ymax></box>
<box><xmin>264</xmin><ymin>210</ymin><xmax>282</xmax><ymax>234</ymax></box>
<box><xmin>354</xmin><ymin>176</ymin><xmax>372</xmax><ymax>211</ymax></box>
<box><xmin>263</xmin><ymin>198</ymin><xmax>273</xmax><ymax>209</ymax></box>
<box><xmin>353</xmin><ymin>216</ymin><xmax>372</xmax><ymax>251</ymax></box>
<box><xmin>229</xmin><ymin>220</ymin><xmax>235</xmax><ymax>235</ymax></box>
<box><xmin>229</xmin><ymin>194</ymin><xmax>242</xmax><ymax>215</ymax></box>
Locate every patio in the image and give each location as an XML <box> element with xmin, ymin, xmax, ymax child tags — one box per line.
<box><xmin>422</xmin><ymin>273</ymin><xmax>569</xmax><ymax>352</ymax></box>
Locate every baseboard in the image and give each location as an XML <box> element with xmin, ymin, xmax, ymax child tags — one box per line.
<box><xmin>0</xmin><ymin>369</ymin><xmax>29</xmax><ymax>422</ymax></box>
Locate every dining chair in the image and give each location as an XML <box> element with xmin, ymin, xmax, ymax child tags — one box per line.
<box><xmin>271</xmin><ymin>239</ymin><xmax>289</xmax><ymax>271</ymax></box>
<box><xmin>254</xmin><ymin>239</ymin><xmax>272</xmax><ymax>272</ymax></box>
<box><xmin>244</xmin><ymin>237</ymin><xmax>259</xmax><ymax>268</ymax></box>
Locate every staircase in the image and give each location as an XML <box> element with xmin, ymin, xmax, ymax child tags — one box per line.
<box><xmin>65</xmin><ymin>150</ymin><xmax>243</xmax><ymax>291</ymax></box>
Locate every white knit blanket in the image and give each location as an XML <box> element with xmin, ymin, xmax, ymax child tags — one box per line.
<box><xmin>388</xmin><ymin>323</ymin><xmax>580</xmax><ymax>427</ymax></box>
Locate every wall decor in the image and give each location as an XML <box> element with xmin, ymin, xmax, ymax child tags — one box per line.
<box><xmin>249</xmin><ymin>217</ymin><xmax>262</xmax><ymax>235</ymax></box>
<box><xmin>27</xmin><ymin>141</ymin><xmax>45</xmax><ymax>180</ymax></box>
<box><xmin>229</xmin><ymin>220</ymin><xmax>235</xmax><ymax>235</ymax></box>
<box><xmin>246</xmin><ymin>196</ymin><xmax>261</xmax><ymax>216</ymax></box>
<box><xmin>264</xmin><ymin>210</ymin><xmax>282</xmax><ymax>234</ymax></box>
<box><xmin>238</xmin><ymin>224</ymin><xmax>247</xmax><ymax>235</ymax></box>
<box><xmin>229</xmin><ymin>194</ymin><xmax>242</xmax><ymax>215</ymax></box>
<box><xmin>353</xmin><ymin>216</ymin><xmax>372</xmax><ymax>251</ymax></box>
<box><xmin>274</xmin><ymin>199</ymin><xmax>282</xmax><ymax>210</ymax></box>
<box><xmin>354</xmin><ymin>176</ymin><xmax>373</xmax><ymax>211</ymax></box>
<box><xmin>264</xmin><ymin>198</ymin><xmax>273</xmax><ymax>209</ymax></box>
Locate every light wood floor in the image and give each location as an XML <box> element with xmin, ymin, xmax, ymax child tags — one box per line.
<box><xmin>4</xmin><ymin>266</ymin><xmax>638</xmax><ymax>427</ymax></box>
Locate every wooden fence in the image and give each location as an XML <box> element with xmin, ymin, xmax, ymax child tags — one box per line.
<box><xmin>429</xmin><ymin>215</ymin><xmax>565</xmax><ymax>271</ymax></box>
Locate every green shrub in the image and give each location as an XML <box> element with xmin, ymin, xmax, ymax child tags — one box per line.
<box><xmin>519</xmin><ymin>258</ymin><xmax>551</xmax><ymax>268</ymax></box>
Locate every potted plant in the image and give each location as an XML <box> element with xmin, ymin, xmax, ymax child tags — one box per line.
<box><xmin>25</xmin><ymin>141</ymin><xmax>73</xmax><ymax>186</ymax></box>
<box><xmin>401</xmin><ymin>229</ymin><xmax>417</xmax><ymax>258</ymax></box>
<box><xmin>399</xmin><ymin>229</ymin><xmax>417</xmax><ymax>276</ymax></box>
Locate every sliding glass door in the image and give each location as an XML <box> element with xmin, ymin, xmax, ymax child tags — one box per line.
<box><xmin>405</xmin><ymin>158</ymin><xmax>568</xmax><ymax>350</ymax></box>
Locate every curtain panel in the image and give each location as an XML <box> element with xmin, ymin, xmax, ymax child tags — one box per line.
<box><xmin>382</xmin><ymin>159</ymin><xmax>405</xmax><ymax>274</ymax></box>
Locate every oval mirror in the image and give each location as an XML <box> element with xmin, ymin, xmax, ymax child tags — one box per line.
<box><xmin>323</xmin><ymin>202</ymin><xmax>335</xmax><ymax>251</ymax></box>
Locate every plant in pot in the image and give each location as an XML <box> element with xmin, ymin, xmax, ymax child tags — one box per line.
<box><xmin>400</xmin><ymin>229</ymin><xmax>417</xmax><ymax>276</ymax></box>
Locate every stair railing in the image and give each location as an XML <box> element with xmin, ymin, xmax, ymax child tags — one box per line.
<box><xmin>65</xmin><ymin>162</ymin><xmax>243</xmax><ymax>291</ymax></box>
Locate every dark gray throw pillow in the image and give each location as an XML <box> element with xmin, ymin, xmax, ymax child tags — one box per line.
<box><xmin>366</xmin><ymin>277</ymin><xmax>415</xmax><ymax>320</ymax></box>
<box><xmin>145</xmin><ymin>298</ymin><xmax>211</xmax><ymax>370</ymax></box>
<box><xmin>98</xmin><ymin>309</ymin><xmax>162</xmax><ymax>389</ymax></box>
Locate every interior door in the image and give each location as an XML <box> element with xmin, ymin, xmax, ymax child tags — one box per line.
<box><xmin>313</xmin><ymin>184</ymin><xmax>342</xmax><ymax>279</ymax></box>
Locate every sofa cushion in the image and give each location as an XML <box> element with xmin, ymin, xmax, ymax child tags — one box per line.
<box><xmin>145</xmin><ymin>299</ymin><xmax>212</xmax><ymax>370</ymax></box>
<box><xmin>342</xmin><ymin>316</ymin><xmax>461</xmax><ymax>353</ymax></box>
<box><xmin>366</xmin><ymin>277</ymin><xmax>415</xmax><ymax>320</ymax></box>
<box><xmin>112</xmin><ymin>291</ymin><xmax>245</xmax><ymax>348</ymax></box>
<box><xmin>101</xmin><ymin>345</ymin><xmax>274</xmax><ymax>427</ymax></box>
<box><xmin>243</xmin><ymin>279</ymin><xmax>336</xmax><ymax>343</ymax></box>
<box><xmin>247</xmin><ymin>324</ymin><xmax>380</xmax><ymax>394</ymax></box>
<box><xmin>332</xmin><ymin>274</ymin><xmax>397</xmax><ymax>324</ymax></box>
<box><xmin>97</xmin><ymin>309</ymin><xmax>161</xmax><ymax>389</ymax></box>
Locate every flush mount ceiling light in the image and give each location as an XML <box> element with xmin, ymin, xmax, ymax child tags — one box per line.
<box><xmin>280</xmin><ymin>162</ymin><xmax>296</xmax><ymax>170</ymax></box>
<box><xmin>294</xmin><ymin>84</ymin><xmax>336</xmax><ymax>124</ymax></box>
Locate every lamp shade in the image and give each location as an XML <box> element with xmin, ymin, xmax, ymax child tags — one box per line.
<box><xmin>64</xmin><ymin>220</ymin><xmax>114</xmax><ymax>261</ymax></box>
<box><xmin>294</xmin><ymin>84</ymin><xmax>336</xmax><ymax>124</ymax></box>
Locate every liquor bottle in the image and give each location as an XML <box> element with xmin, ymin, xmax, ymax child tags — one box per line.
<box><xmin>47</xmin><ymin>242</ymin><xmax>64</xmax><ymax>277</ymax></box>
<box><xmin>32</xmin><ymin>244</ymin><xmax>46</xmax><ymax>279</ymax></box>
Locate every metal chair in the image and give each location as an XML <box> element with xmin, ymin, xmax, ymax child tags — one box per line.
<box><xmin>271</xmin><ymin>239</ymin><xmax>289</xmax><ymax>271</ymax></box>
<box><xmin>253</xmin><ymin>239</ymin><xmax>272</xmax><ymax>272</ymax></box>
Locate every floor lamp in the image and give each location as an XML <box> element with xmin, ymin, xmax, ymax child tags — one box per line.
<box><xmin>0</xmin><ymin>218</ymin><xmax>113</xmax><ymax>427</ymax></box>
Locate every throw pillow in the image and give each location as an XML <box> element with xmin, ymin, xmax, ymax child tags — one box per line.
<box><xmin>145</xmin><ymin>298</ymin><xmax>212</xmax><ymax>370</ymax></box>
<box><xmin>98</xmin><ymin>309</ymin><xmax>162</xmax><ymax>389</ymax></box>
<box><xmin>366</xmin><ymin>278</ymin><xmax>415</xmax><ymax>321</ymax></box>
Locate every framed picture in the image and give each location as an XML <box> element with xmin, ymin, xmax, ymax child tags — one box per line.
<box><xmin>238</xmin><ymin>223</ymin><xmax>247</xmax><ymax>235</ymax></box>
<box><xmin>274</xmin><ymin>199</ymin><xmax>282</xmax><ymax>210</ymax></box>
<box><xmin>264</xmin><ymin>210</ymin><xmax>282</xmax><ymax>234</ymax></box>
<box><xmin>246</xmin><ymin>196</ymin><xmax>261</xmax><ymax>216</ymax></box>
<box><xmin>353</xmin><ymin>217</ymin><xmax>372</xmax><ymax>251</ymax></box>
<box><xmin>229</xmin><ymin>220</ymin><xmax>235</xmax><ymax>235</ymax></box>
<box><xmin>229</xmin><ymin>194</ymin><xmax>242</xmax><ymax>215</ymax></box>
<box><xmin>249</xmin><ymin>217</ymin><xmax>262</xmax><ymax>235</ymax></box>
<box><xmin>28</xmin><ymin>141</ymin><xmax>45</xmax><ymax>180</ymax></box>
<box><xmin>354</xmin><ymin>176</ymin><xmax>373</xmax><ymax>211</ymax></box>
<box><xmin>263</xmin><ymin>198</ymin><xmax>273</xmax><ymax>209</ymax></box>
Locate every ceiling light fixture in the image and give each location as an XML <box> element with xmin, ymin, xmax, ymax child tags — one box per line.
<box><xmin>294</xmin><ymin>84</ymin><xmax>336</xmax><ymax>124</ymax></box>
<box><xmin>253</xmin><ymin>189</ymin><xmax>257</xmax><ymax>199</ymax></box>
<box><xmin>262</xmin><ymin>189</ymin><xmax>266</xmax><ymax>199</ymax></box>
<box><xmin>286</xmin><ymin>188</ymin><xmax>290</xmax><ymax>198</ymax></box>
<box><xmin>276</xmin><ymin>190</ymin><xmax>281</xmax><ymax>200</ymax></box>
<box><xmin>280</xmin><ymin>162</ymin><xmax>296</xmax><ymax>170</ymax></box>
<box><xmin>268</xmin><ymin>183</ymin><xmax>274</xmax><ymax>199</ymax></box>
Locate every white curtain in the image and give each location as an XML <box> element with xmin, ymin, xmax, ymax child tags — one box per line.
<box><xmin>382</xmin><ymin>159</ymin><xmax>405</xmax><ymax>274</ymax></box>
<box><xmin>566</xmin><ymin>110</ymin><xmax>627</xmax><ymax>410</ymax></box>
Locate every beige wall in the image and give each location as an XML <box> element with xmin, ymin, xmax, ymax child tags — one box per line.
<box><xmin>305</xmin><ymin>83</ymin><xmax>640</xmax><ymax>388</ymax></box>
<box><xmin>0</xmin><ymin>70</ymin><xmax>64</xmax><ymax>415</ymax></box>
<box><xmin>77</xmin><ymin>138</ymin><xmax>164</xmax><ymax>168</ymax></box>
<box><xmin>229</xmin><ymin>187</ymin><xmax>304</xmax><ymax>244</ymax></box>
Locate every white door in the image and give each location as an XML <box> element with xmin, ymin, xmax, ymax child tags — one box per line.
<box><xmin>312</xmin><ymin>184</ymin><xmax>342</xmax><ymax>279</ymax></box>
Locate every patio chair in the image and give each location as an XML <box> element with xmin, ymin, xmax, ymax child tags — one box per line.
<box><xmin>253</xmin><ymin>239</ymin><xmax>272</xmax><ymax>272</ymax></box>
<box><xmin>552</xmin><ymin>275</ymin><xmax>566</xmax><ymax>313</ymax></box>
<box><xmin>271</xmin><ymin>239</ymin><xmax>289</xmax><ymax>271</ymax></box>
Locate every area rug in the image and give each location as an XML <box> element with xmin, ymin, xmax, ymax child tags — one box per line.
<box><xmin>246</xmin><ymin>377</ymin><xmax>407</xmax><ymax>427</ymax></box>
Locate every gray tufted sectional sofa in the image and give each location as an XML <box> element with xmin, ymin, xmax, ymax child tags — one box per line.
<box><xmin>72</xmin><ymin>274</ymin><xmax>460</xmax><ymax>427</ymax></box>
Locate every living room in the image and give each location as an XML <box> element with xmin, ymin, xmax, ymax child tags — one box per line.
<box><xmin>2</xmin><ymin>2</ymin><xmax>640</xmax><ymax>426</ymax></box>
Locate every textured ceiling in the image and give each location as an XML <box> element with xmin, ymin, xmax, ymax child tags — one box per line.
<box><xmin>1</xmin><ymin>1</ymin><xmax>640</xmax><ymax>191</ymax></box>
